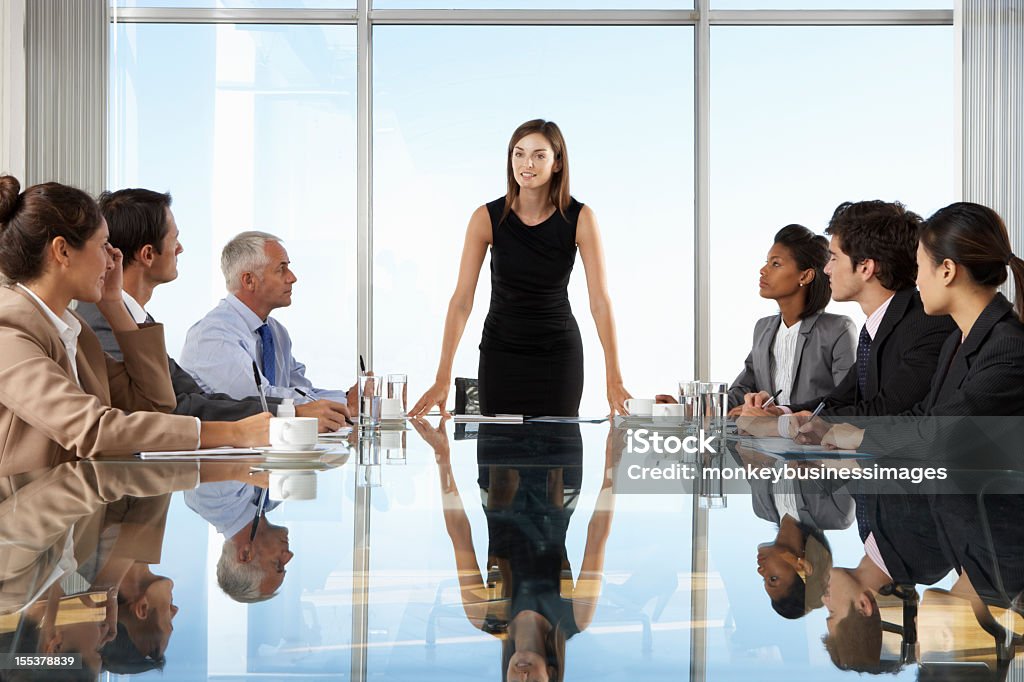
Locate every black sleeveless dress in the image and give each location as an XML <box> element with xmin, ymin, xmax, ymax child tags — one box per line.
<box><xmin>478</xmin><ymin>197</ymin><xmax>585</xmax><ymax>416</ymax></box>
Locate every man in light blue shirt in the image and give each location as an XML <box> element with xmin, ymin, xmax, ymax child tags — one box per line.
<box><xmin>180</xmin><ymin>231</ymin><xmax>354</xmax><ymax>407</ymax></box>
<box><xmin>184</xmin><ymin>481</ymin><xmax>292</xmax><ymax>602</ymax></box>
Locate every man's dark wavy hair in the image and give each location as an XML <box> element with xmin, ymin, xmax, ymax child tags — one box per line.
<box><xmin>825</xmin><ymin>200</ymin><xmax>922</xmax><ymax>291</ymax></box>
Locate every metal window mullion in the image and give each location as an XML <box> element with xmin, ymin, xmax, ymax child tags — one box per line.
<box><xmin>694</xmin><ymin>1</ymin><xmax>710</xmax><ymax>383</ymax></box>
<box><xmin>691</xmin><ymin>11</ymin><xmax>711</xmax><ymax>682</ymax></box>
<box><xmin>707</xmin><ymin>9</ymin><xmax>952</xmax><ymax>26</ymax></box>
<box><xmin>350</xmin><ymin>8</ymin><xmax>372</xmax><ymax>682</ymax></box>
<box><xmin>368</xmin><ymin>9</ymin><xmax>697</xmax><ymax>25</ymax></box>
<box><xmin>357</xmin><ymin>1</ymin><xmax>372</xmax><ymax>374</ymax></box>
<box><xmin>108</xmin><ymin>6</ymin><xmax>953</xmax><ymax>27</ymax></box>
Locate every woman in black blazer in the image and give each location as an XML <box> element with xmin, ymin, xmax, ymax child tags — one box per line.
<box><xmin>726</xmin><ymin>225</ymin><xmax>856</xmax><ymax>412</ymax></box>
<box><xmin>818</xmin><ymin>202</ymin><xmax>1024</xmax><ymax>455</ymax></box>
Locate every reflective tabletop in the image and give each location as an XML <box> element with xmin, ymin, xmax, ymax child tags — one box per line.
<box><xmin>1</xmin><ymin>419</ymin><xmax>1022</xmax><ymax>681</ymax></box>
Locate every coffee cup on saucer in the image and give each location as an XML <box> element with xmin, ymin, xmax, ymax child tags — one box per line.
<box><xmin>652</xmin><ymin>402</ymin><xmax>685</xmax><ymax>424</ymax></box>
<box><xmin>269</xmin><ymin>417</ymin><xmax>319</xmax><ymax>451</ymax></box>
<box><xmin>624</xmin><ymin>398</ymin><xmax>654</xmax><ymax>417</ymax></box>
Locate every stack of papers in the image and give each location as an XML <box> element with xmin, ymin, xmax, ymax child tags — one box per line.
<box><xmin>138</xmin><ymin>447</ymin><xmax>259</xmax><ymax>459</ymax></box>
<box><xmin>453</xmin><ymin>414</ymin><xmax>523</xmax><ymax>424</ymax></box>
<box><xmin>318</xmin><ymin>427</ymin><xmax>353</xmax><ymax>440</ymax></box>
<box><xmin>739</xmin><ymin>437</ymin><xmax>867</xmax><ymax>459</ymax></box>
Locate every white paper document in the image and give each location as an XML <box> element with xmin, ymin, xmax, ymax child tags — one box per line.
<box><xmin>138</xmin><ymin>447</ymin><xmax>260</xmax><ymax>459</ymax></box>
<box><xmin>452</xmin><ymin>414</ymin><xmax>524</xmax><ymax>424</ymax></box>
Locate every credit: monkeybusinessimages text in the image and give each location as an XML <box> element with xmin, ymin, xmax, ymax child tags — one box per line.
<box><xmin>624</xmin><ymin>462</ymin><xmax>948</xmax><ymax>485</ymax></box>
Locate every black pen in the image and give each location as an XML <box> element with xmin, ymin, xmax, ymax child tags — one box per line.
<box><xmin>252</xmin><ymin>361</ymin><xmax>270</xmax><ymax>413</ymax></box>
<box><xmin>249</xmin><ymin>487</ymin><xmax>268</xmax><ymax>542</ymax></box>
<box><xmin>294</xmin><ymin>388</ymin><xmax>308</xmax><ymax>398</ymax></box>
<box><xmin>762</xmin><ymin>389</ymin><xmax>783</xmax><ymax>408</ymax></box>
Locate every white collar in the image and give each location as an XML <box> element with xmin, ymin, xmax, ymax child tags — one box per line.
<box><xmin>864</xmin><ymin>293</ymin><xmax>896</xmax><ymax>340</ymax></box>
<box><xmin>121</xmin><ymin>290</ymin><xmax>149</xmax><ymax>324</ymax></box>
<box><xmin>17</xmin><ymin>283</ymin><xmax>82</xmax><ymax>343</ymax></box>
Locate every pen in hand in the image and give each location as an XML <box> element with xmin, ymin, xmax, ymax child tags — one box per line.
<box><xmin>762</xmin><ymin>389</ymin><xmax>783</xmax><ymax>409</ymax></box>
<box><xmin>252</xmin><ymin>361</ymin><xmax>270</xmax><ymax>414</ymax></box>
<box><xmin>809</xmin><ymin>401</ymin><xmax>826</xmax><ymax>420</ymax></box>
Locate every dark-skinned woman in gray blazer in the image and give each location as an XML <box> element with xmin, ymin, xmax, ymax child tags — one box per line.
<box><xmin>726</xmin><ymin>224</ymin><xmax>857</xmax><ymax>413</ymax></box>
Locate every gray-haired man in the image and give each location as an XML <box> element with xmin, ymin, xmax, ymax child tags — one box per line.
<box><xmin>180</xmin><ymin>231</ymin><xmax>354</xmax><ymax>427</ymax></box>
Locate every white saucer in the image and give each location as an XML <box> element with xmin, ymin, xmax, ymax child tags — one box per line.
<box><xmin>256</xmin><ymin>444</ymin><xmax>333</xmax><ymax>458</ymax></box>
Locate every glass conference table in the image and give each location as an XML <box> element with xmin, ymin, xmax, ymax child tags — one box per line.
<box><xmin>1</xmin><ymin>418</ymin><xmax>1021</xmax><ymax>681</ymax></box>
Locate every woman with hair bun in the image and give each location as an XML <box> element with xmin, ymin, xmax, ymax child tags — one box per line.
<box><xmin>818</xmin><ymin>201</ymin><xmax>1024</xmax><ymax>453</ymax></box>
<box><xmin>0</xmin><ymin>176</ymin><xmax>268</xmax><ymax>475</ymax></box>
<box><xmin>724</xmin><ymin>224</ymin><xmax>857</xmax><ymax>414</ymax></box>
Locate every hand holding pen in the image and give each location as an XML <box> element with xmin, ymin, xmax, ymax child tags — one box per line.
<box><xmin>793</xmin><ymin>401</ymin><xmax>829</xmax><ymax>445</ymax></box>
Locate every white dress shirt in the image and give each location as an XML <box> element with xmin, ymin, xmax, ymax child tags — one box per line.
<box><xmin>864</xmin><ymin>293</ymin><xmax>895</xmax><ymax>341</ymax></box>
<box><xmin>18</xmin><ymin>284</ymin><xmax>82</xmax><ymax>386</ymax></box>
<box><xmin>771</xmin><ymin>319</ymin><xmax>802</xmax><ymax>407</ymax></box>
<box><xmin>179</xmin><ymin>294</ymin><xmax>348</xmax><ymax>402</ymax></box>
<box><xmin>121</xmin><ymin>290</ymin><xmax>149</xmax><ymax>324</ymax></box>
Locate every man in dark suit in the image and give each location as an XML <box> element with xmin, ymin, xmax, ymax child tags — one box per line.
<box><xmin>740</xmin><ymin>200</ymin><xmax>957</xmax><ymax>438</ymax></box>
<box><xmin>76</xmin><ymin>188</ymin><xmax>352</xmax><ymax>430</ymax></box>
<box><xmin>822</xmin><ymin>488</ymin><xmax>953</xmax><ymax>672</ymax></box>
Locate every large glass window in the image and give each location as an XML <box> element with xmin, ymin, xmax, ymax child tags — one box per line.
<box><xmin>109</xmin><ymin>23</ymin><xmax>358</xmax><ymax>392</ymax></box>
<box><xmin>372</xmin><ymin>25</ymin><xmax>694</xmax><ymax>417</ymax></box>
<box><xmin>708</xmin><ymin>26</ymin><xmax>955</xmax><ymax>383</ymax></box>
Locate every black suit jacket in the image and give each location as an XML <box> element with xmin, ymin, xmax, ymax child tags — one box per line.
<box><xmin>858</xmin><ymin>293</ymin><xmax>1024</xmax><ymax>460</ymax></box>
<box><xmin>75</xmin><ymin>301</ymin><xmax>280</xmax><ymax>421</ymax></box>
<box><xmin>791</xmin><ymin>288</ymin><xmax>957</xmax><ymax>417</ymax></box>
<box><xmin>865</xmin><ymin>491</ymin><xmax>952</xmax><ymax>587</ymax></box>
<box><xmin>929</xmin><ymin>488</ymin><xmax>1024</xmax><ymax>607</ymax></box>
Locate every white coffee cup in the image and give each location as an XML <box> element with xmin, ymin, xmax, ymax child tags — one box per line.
<box><xmin>624</xmin><ymin>398</ymin><xmax>654</xmax><ymax>416</ymax></box>
<box><xmin>380</xmin><ymin>397</ymin><xmax>404</xmax><ymax>419</ymax></box>
<box><xmin>269</xmin><ymin>417</ymin><xmax>319</xmax><ymax>451</ymax></box>
<box><xmin>269</xmin><ymin>471</ymin><xmax>317</xmax><ymax>501</ymax></box>
<box><xmin>653</xmin><ymin>402</ymin><xmax>685</xmax><ymax>424</ymax></box>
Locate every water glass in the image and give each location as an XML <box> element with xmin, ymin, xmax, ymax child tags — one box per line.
<box><xmin>386</xmin><ymin>373</ymin><xmax>408</xmax><ymax>414</ymax></box>
<box><xmin>358</xmin><ymin>373</ymin><xmax>382</xmax><ymax>428</ymax></box>
<box><xmin>699</xmin><ymin>381</ymin><xmax>729</xmax><ymax>435</ymax></box>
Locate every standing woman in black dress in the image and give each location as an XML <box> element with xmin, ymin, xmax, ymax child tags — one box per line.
<box><xmin>410</xmin><ymin>120</ymin><xmax>632</xmax><ymax>417</ymax></box>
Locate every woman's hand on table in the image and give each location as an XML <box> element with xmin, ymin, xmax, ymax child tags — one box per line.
<box><xmin>409</xmin><ymin>380</ymin><xmax>450</xmax><ymax>417</ymax></box>
<box><xmin>606</xmin><ymin>381</ymin><xmax>632</xmax><ymax>417</ymax></box>
<box><xmin>410</xmin><ymin>415</ymin><xmax>451</xmax><ymax>462</ymax></box>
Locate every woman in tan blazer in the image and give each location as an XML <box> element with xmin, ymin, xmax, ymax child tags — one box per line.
<box><xmin>0</xmin><ymin>176</ymin><xmax>268</xmax><ymax>476</ymax></box>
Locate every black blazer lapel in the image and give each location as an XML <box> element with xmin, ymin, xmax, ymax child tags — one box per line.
<box><xmin>866</xmin><ymin>288</ymin><xmax>914</xmax><ymax>395</ymax></box>
<box><xmin>936</xmin><ymin>294</ymin><xmax>1014</xmax><ymax>402</ymax></box>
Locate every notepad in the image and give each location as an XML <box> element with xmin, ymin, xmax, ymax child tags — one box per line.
<box><xmin>453</xmin><ymin>414</ymin><xmax>524</xmax><ymax>424</ymax></box>
<box><xmin>527</xmin><ymin>416</ymin><xmax>608</xmax><ymax>424</ymax></box>
<box><xmin>138</xmin><ymin>447</ymin><xmax>260</xmax><ymax>459</ymax></box>
<box><xmin>740</xmin><ymin>436</ymin><xmax>866</xmax><ymax>459</ymax></box>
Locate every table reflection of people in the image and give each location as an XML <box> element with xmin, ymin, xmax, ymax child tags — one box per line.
<box><xmin>0</xmin><ymin>460</ymin><xmax>255</xmax><ymax>678</ymax></box>
<box><xmin>184</xmin><ymin>479</ymin><xmax>293</xmax><ymax>602</ymax></box>
<box><xmin>733</xmin><ymin>446</ymin><xmax>850</xmax><ymax>619</ymax></box>
<box><xmin>822</xmin><ymin>491</ymin><xmax>952</xmax><ymax>672</ymax></box>
<box><xmin>411</xmin><ymin>418</ymin><xmax>615</xmax><ymax>682</ymax></box>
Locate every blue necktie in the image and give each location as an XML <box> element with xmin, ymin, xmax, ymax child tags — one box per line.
<box><xmin>856</xmin><ymin>325</ymin><xmax>872</xmax><ymax>396</ymax></box>
<box><xmin>257</xmin><ymin>324</ymin><xmax>276</xmax><ymax>385</ymax></box>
